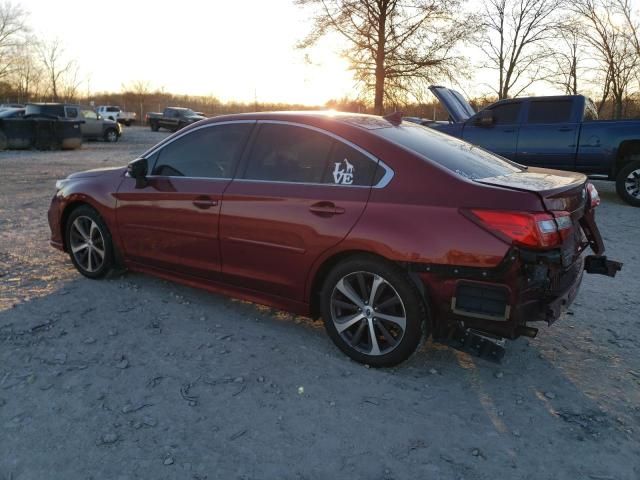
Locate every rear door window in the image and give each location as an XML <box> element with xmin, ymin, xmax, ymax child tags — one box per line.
<box><xmin>242</xmin><ymin>123</ymin><xmax>381</xmax><ymax>186</ymax></box>
<box><xmin>528</xmin><ymin>100</ymin><xmax>573</xmax><ymax>123</ymax></box>
<box><xmin>243</xmin><ymin>124</ymin><xmax>333</xmax><ymax>183</ymax></box>
<box><xmin>152</xmin><ymin>123</ymin><xmax>253</xmax><ymax>178</ymax></box>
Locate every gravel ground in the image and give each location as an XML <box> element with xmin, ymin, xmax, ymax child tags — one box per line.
<box><xmin>1</xmin><ymin>127</ymin><xmax>639</xmax><ymax>480</ymax></box>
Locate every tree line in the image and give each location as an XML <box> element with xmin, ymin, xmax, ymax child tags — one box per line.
<box><xmin>0</xmin><ymin>0</ymin><xmax>639</xmax><ymax>120</ymax></box>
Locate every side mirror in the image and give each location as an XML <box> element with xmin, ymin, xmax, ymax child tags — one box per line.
<box><xmin>127</xmin><ymin>158</ymin><xmax>148</xmax><ymax>188</ymax></box>
<box><xmin>476</xmin><ymin>110</ymin><xmax>494</xmax><ymax>127</ymax></box>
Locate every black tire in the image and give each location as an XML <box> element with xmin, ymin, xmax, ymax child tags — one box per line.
<box><xmin>0</xmin><ymin>130</ymin><xmax>7</xmax><ymax>150</ymax></box>
<box><xmin>65</xmin><ymin>205</ymin><xmax>115</xmax><ymax>279</ymax></box>
<box><xmin>320</xmin><ymin>254</ymin><xmax>428</xmax><ymax>367</ymax></box>
<box><xmin>104</xmin><ymin>128</ymin><xmax>119</xmax><ymax>143</ymax></box>
<box><xmin>615</xmin><ymin>158</ymin><xmax>640</xmax><ymax>207</ymax></box>
<box><xmin>124</xmin><ymin>120</ymin><xmax>131</xmax><ymax>127</ymax></box>
<box><xmin>150</xmin><ymin>122</ymin><xmax>159</xmax><ymax>132</ymax></box>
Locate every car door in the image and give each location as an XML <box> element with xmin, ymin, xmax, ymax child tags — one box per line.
<box><xmin>80</xmin><ymin>108</ymin><xmax>102</xmax><ymax>138</ymax></box>
<box><xmin>219</xmin><ymin>122</ymin><xmax>382</xmax><ymax>301</ymax></box>
<box><xmin>114</xmin><ymin>121</ymin><xmax>255</xmax><ymax>279</ymax></box>
<box><xmin>462</xmin><ymin>101</ymin><xmax>523</xmax><ymax>160</ymax></box>
<box><xmin>516</xmin><ymin>99</ymin><xmax>579</xmax><ymax>170</ymax></box>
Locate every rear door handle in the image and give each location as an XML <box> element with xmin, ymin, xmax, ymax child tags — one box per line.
<box><xmin>558</xmin><ymin>127</ymin><xmax>574</xmax><ymax>132</ymax></box>
<box><xmin>309</xmin><ymin>201</ymin><xmax>345</xmax><ymax>217</ymax></box>
<box><xmin>192</xmin><ymin>197</ymin><xmax>218</xmax><ymax>209</ymax></box>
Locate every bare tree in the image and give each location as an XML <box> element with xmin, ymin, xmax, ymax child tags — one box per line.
<box><xmin>10</xmin><ymin>38</ymin><xmax>42</xmax><ymax>101</ymax></box>
<box><xmin>39</xmin><ymin>38</ymin><xmax>77</xmax><ymax>102</ymax></box>
<box><xmin>572</xmin><ymin>0</ymin><xmax>639</xmax><ymax>118</ymax></box>
<box><xmin>0</xmin><ymin>1</ymin><xmax>28</xmax><ymax>81</ymax></box>
<box><xmin>297</xmin><ymin>0</ymin><xmax>470</xmax><ymax>114</ymax></box>
<box><xmin>544</xmin><ymin>20</ymin><xmax>584</xmax><ymax>94</ymax></box>
<box><xmin>123</xmin><ymin>79</ymin><xmax>151</xmax><ymax>122</ymax></box>
<box><xmin>477</xmin><ymin>0</ymin><xmax>564</xmax><ymax>99</ymax></box>
<box><xmin>617</xmin><ymin>0</ymin><xmax>639</xmax><ymax>56</ymax></box>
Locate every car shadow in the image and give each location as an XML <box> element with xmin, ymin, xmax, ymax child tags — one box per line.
<box><xmin>1</xmin><ymin>270</ymin><xmax>638</xmax><ymax>479</ymax></box>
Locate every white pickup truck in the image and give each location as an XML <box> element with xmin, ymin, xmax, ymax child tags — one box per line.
<box><xmin>96</xmin><ymin>106</ymin><xmax>136</xmax><ymax>126</ymax></box>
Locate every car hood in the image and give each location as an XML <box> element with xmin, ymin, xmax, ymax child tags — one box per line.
<box><xmin>428</xmin><ymin>85</ymin><xmax>476</xmax><ymax>123</ymax></box>
<box><xmin>67</xmin><ymin>166</ymin><xmax>126</xmax><ymax>179</ymax></box>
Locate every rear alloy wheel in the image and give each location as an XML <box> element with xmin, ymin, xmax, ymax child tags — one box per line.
<box><xmin>321</xmin><ymin>256</ymin><xmax>427</xmax><ymax>367</ymax></box>
<box><xmin>616</xmin><ymin>159</ymin><xmax>640</xmax><ymax>207</ymax></box>
<box><xmin>65</xmin><ymin>206</ymin><xmax>114</xmax><ymax>279</ymax></box>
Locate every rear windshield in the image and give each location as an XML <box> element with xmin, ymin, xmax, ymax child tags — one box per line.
<box><xmin>376</xmin><ymin>123</ymin><xmax>524</xmax><ymax>180</ymax></box>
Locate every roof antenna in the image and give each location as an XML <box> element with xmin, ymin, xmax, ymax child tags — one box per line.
<box><xmin>383</xmin><ymin>111</ymin><xmax>403</xmax><ymax>126</ymax></box>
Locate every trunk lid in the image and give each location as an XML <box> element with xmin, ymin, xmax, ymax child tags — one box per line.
<box><xmin>477</xmin><ymin>168</ymin><xmax>588</xmax><ymax>214</ymax></box>
<box><xmin>428</xmin><ymin>85</ymin><xmax>476</xmax><ymax>123</ymax></box>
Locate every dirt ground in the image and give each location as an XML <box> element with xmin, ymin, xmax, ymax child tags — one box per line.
<box><xmin>1</xmin><ymin>126</ymin><xmax>639</xmax><ymax>480</ymax></box>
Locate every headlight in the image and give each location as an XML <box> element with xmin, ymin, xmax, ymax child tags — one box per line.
<box><xmin>55</xmin><ymin>179</ymin><xmax>66</xmax><ymax>191</ymax></box>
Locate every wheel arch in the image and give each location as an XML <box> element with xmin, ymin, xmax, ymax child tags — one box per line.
<box><xmin>614</xmin><ymin>140</ymin><xmax>640</xmax><ymax>176</ymax></box>
<box><xmin>59</xmin><ymin>200</ymin><xmax>97</xmax><ymax>251</ymax></box>
<box><xmin>59</xmin><ymin>198</ymin><xmax>125</xmax><ymax>267</ymax></box>
<box><xmin>307</xmin><ymin>249</ymin><xmax>430</xmax><ymax>320</ymax></box>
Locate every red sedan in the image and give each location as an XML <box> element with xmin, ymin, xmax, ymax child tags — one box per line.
<box><xmin>48</xmin><ymin>112</ymin><xmax>621</xmax><ymax>366</ymax></box>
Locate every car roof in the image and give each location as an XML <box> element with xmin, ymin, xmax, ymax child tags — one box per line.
<box><xmin>203</xmin><ymin>111</ymin><xmax>398</xmax><ymax>131</ymax></box>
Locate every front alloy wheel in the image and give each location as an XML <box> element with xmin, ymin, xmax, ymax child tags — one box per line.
<box><xmin>69</xmin><ymin>216</ymin><xmax>106</xmax><ymax>273</ymax></box>
<box><xmin>65</xmin><ymin>206</ymin><xmax>114</xmax><ymax>278</ymax></box>
<box><xmin>321</xmin><ymin>256</ymin><xmax>427</xmax><ymax>367</ymax></box>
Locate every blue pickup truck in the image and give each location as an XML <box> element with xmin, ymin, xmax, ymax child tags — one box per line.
<box><xmin>420</xmin><ymin>86</ymin><xmax>640</xmax><ymax>206</ymax></box>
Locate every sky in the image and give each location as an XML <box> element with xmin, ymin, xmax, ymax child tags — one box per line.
<box><xmin>21</xmin><ymin>0</ymin><xmax>355</xmax><ymax>104</ymax></box>
<box><xmin>19</xmin><ymin>0</ymin><xmax>640</xmax><ymax>105</ymax></box>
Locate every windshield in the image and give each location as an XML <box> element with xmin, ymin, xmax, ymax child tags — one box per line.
<box><xmin>376</xmin><ymin>123</ymin><xmax>524</xmax><ymax>180</ymax></box>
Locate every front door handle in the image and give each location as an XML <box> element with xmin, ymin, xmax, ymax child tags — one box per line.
<box><xmin>192</xmin><ymin>197</ymin><xmax>218</xmax><ymax>209</ymax></box>
<box><xmin>558</xmin><ymin>127</ymin><xmax>574</xmax><ymax>132</ymax></box>
<box><xmin>309</xmin><ymin>201</ymin><xmax>345</xmax><ymax>217</ymax></box>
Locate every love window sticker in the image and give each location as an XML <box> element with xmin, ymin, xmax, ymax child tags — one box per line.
<box><xmin>332</xmin><ymin>158</ymin><xmax>354</xmax><ymax>185</ymax></box>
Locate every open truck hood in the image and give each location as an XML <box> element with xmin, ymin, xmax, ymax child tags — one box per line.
<box><xmin>429</xmin><ymin>85</ymin><xmax>476</xmax><ymax>123</ymax></box>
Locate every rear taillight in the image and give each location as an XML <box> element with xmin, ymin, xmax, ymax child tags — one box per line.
<box><xmin>587</xmin><ymin>183</ymin><xmax>600</xmax><ymax>208</ymax></box>
<box><xmin>468</xmin><ymin>210</ymin><xmax>574</xmax><ymax>250</ymax></box>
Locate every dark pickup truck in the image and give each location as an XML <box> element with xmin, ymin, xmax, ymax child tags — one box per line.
<box><xmin>146</xmin><ymin>107</ymin><xmax>205</xmax><ymax>132</ymax></box>
<box><xmin>422</xmin><ymin>86</ymin><xmax>640</xmax><ymax>206</ymax></box>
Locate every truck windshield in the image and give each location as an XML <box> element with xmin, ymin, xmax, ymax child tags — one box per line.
<box><xmin>376</xmin><ymin>123</ymin><xmax>524</xmax><ymax>180</ymax></box>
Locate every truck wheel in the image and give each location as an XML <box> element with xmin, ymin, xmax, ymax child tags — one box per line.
<box><xmin>151</xmin><ymin>122</ymin><xmax>159</xmax><ymax>132</ymax></box>
<box><xmin>104</xmin><ymin>128</ymin><xmax>119</xmax><ymax>143</ymax></box>
<box><xmin>0</xmin><ymin>130</ymin><xmax>7</xmax><ymax>150</ymax></box>
<box><xmin>615</xmin><ymin>158</ymin><xmax>640</xmax><ymax>207</ymax></box>
<box><xmin>124</xmin><ymin>120</ymin><xmax>131</xmax><ymax>127</ymax></box>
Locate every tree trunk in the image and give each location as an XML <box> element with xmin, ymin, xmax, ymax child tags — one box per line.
<box><xmin>373</xmin><ymin>5</ymin><xmax>387</xmax><ymax>115</ymax></box>
<box><xmin>614</xmin><ymin>94</ymin><xmax>623</xmax><ymax>119</ymax></box>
